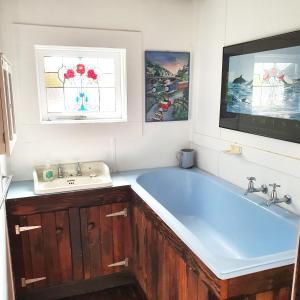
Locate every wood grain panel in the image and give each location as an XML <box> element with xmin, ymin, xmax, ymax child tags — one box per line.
<box><xmin>61</xmin><ymin>284</ymin><xmax>145</xmax><ymax>300</ymax></box>
<box><xmin>41</xmin><ymin>212</ymin><xmax>61</xmax><ymax>285</ymax></box>
<box><xmin>160</xmin><ymin>238</ymin><xmax>170</xmax><ymax>300</ymax></box>
<box><xmin>198</xmin><ymin>279</ymin><xmax>209</xmax><ymax>300</ymax></box>
<box><xmin>278</xmin><ymin>287</ymin><xmax>291</xmax><ymax>300</ymax></box>
<box><xmin>80</xmin><ymin>203</ymin><xmax>131</xmax><ymax>279</ymax></box>
<box><xmin>7</xmin><ymin>214</ymin><xmax>24</xmax><ymax>290</ymax></box>
<box><xmin>55</xmin><ymin>210</ymin><xmax>72</xmax><ymax>282</ymax></box>
<box><xmin>293</xmin><ymin>232</ymin><xmax>300</xmax><ymax>300</ymax></box>
<box><xmin>227</xmin><ymin>265</ymin><xmax>293</xmax><ymax>298</ymax></box>
<box><xmin>111</xmin><ymin>203</ymin><xmax>126</xmax><ymax>273</ymax></box>
<box><xmin>256</xmin><ymin>291</ymin><xmax>274</xmax><ymax>300</ymax></box>
<box><xmin>99</xmin><ymin>204</ymin><xmax>114</xmax><ymax>275</ymax></box>
<box><xmin>80</xmin><ymin>208</ymin><xmax>91</xmax><ymax>280</ymax></box>
<box><xmin>80</xmin><ymin>206</ymin><xmax>102</xmax><ymax>279</ymax></box>
<box><xmin>177</xmin><ymin>255</ymin><xmax>187</xmax><ymax>300</ymax></box>
<box><xmin>149</xmin><ymin>220</ymin><xmax>159</xmax><ymax>300</ymax></box>
<box><xmin>20</xmin><ymin>215</ymin><xmax>34</xmax><ymax>289</ymax></box>
<box><xmin>13</xmin><ymin>210</ymin><xmax>74</xmax><ymax>292</ymax></box>
<box><xmin>87</xmin><ymin>206</ymin><xmax>101</xmax><ymax>278</ymax></box>
<box><xmin>187</xmin><ymin>266</ymin><xmax>198</xmax><ymax>300</ymax></box>
<box><xmin>16</xmin><ymin>272</ymin><xmax>137</xmax><ymax>300</ymax></box>
<box><xmin>7</xmin><ymin>186</ymin><xmax>131</xmax><ymax>216</ymax></box>
<box><xmin>167</xmin><ymin>240</ymin><xmax>178</xmax><ymax>300</ymax></box>
<box><xmin>27</xmin><ymin>214</ymin><xmax>46</xmax><ymax>288</ymax></box>
<box><xmin>156</xmin><ymin>232</ymin><xmax>166</xmax><ymax>300</ymax></box>
<box><xmin>69</xmin><ymin>207</ymin><xmax>83</xmax><ymax>281</ymax></box>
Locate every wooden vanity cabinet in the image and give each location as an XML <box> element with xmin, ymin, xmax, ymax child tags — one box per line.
<box><xmin>6</xmin><ymin>186</ymin><xmax>133</xmax><ymax>300</ymax></box>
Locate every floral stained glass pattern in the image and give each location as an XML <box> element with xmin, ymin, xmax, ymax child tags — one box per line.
<box><xmin>43</xmin><ymin>56</ymin><xmax>116</xmax><ymax>114</ymax></box>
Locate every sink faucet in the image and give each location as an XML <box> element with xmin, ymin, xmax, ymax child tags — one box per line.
<box><xmin>58</xmin><ymin>164</ymin><xmax>64</xmax><ymax>178</ymax></box>
<box><xmin>76</xmin><ymin>162</ymin><xmax>82</xmax><ymax>176</ymax></box>
<box><xmin>266</xmin><ymin>183</ymin><xmax>292</xmax><ymax>206</ymax></box>
<box><xmin>245</xmin><ymin>177</ymin><xmax>268</xmax><ymax>195</ymax></box>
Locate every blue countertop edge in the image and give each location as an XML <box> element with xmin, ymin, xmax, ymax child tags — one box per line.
<box><xmin>6</xmin><ymin>166</ymin><xmax>300</xmax><ymax>280</ymax></box>
<box><xmin>6</xmin><ymin>172</ymin><xmax>130</xmax><ymax>200</ymax></box>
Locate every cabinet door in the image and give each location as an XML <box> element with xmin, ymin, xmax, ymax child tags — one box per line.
<box><xmin>11</xmin><ymin>210</ymin><xmax>72</xmax><ymax>291</ymax></box>
<box><xmin>0</xmin><ymin>54</ymin><xmax>17</xmax><ymax>155</ymax></box>
<box><xmin>80</xmin><ymin>202</ymin><xmax>131</xmax><ymax>280</ymax></box>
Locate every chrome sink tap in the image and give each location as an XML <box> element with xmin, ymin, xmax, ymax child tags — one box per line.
<box><xmin>244</xmin><ymin>177</ymin><xmax>268</xmax><ymax>195</ymax></box>
<box><xmin>58</xmin><ymin>164</ymin><xmax>64</xmax><ymax>178</ymax></box>
<box><xmin>266</xmin><ymin>183</ymin><xmax>292</xmax><ymax>206</ymax></box>
<box><xmin>76</xmin><ymin>162</ymin><xmax>82</xmax><ymax>176</ymax></box>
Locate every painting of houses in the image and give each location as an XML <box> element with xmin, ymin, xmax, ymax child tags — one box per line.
<box><xmin>145</xmin><ymin>51</ymin><xmax>190</xmax><ymax>122</ymax></box>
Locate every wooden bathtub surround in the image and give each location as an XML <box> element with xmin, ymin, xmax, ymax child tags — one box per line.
<box><xmin>292</xmin><ymin>229</ymin><xmax>300</xmax><ymax>300</ymax></box>
<box><xmin>132</xmin><ymin>193</ymin><xmax>294</xmax><ymax>300</ymax></box>
<box><xmin>6</xmin><ymin>185</ymin><xmax>294</xmax><ymax>300</ymax></box>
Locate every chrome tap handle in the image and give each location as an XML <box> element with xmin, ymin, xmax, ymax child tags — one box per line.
<box><xmin>268</xmin><ymin>183</ymin><xmax>280</xmax><ymax>203</ymax></box>
<box><xmin>58</xmin><ymin>164</ymin><xmax>64</xmax><ymax>178</ymax></box>
<box><xmin>245</xmin><ymin>177</ymin><xmax>256</xmax><ymax>195</ymax></box>
<box><xmin>247</xmin><ymin>177</ymin><xmax>256</xmax><ymax>181</ymax></box>
<box><xmin>246</xmin><ymin>177</ymin><xmax>256</xmax><ymax>188</ymax></box>
<box><xmin>269</xmin><ymin>183</ymin><xmax>281</xmax><ymax>191</ymax></box>
<box><xmin>76</xmin><ymin>162</ymin><xmax>82</xmax><ymax>176</ymax></box>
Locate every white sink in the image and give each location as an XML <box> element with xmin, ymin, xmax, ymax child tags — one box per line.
<box><xmin>33</xmin><ymin>161</ymin><xmax>113</xmax><ymax>195</ymax></box>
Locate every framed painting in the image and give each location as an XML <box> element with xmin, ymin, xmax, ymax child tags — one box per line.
<box><xmin>145</xmin><ymin>51</ymin><xmax>190</xmax><ymax>122</ymax></box>
<box><xmin>219</xmin><ymin>30</ymin><xmax>300</xmax><ymax>144</ymax></box>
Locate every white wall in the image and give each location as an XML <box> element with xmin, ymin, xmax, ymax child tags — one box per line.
<box><xmin>5</xmin><ymin>0</ymin><xmax>300</xmax><ymax>216</ymax></box>
<box><xmin>3</xmin><ymin>0</ymin><xmax>194</xmax><ymax>180</ymax></box>
<box><xmin>192</xmin><ymin>0</ymin><xmax>300</xmax><ymax>214</ymax></box>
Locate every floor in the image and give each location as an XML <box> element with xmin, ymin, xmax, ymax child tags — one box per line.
<box><xmin>61</xmin><ymin>284</ymin><xmax>146</xmax><ymax>300</ymax></box>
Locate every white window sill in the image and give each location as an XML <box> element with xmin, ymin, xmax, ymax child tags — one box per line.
<box><xmin>40</xmin><ymin>118</ymin><xmax>127</xmax><ymax>125</ymax></box>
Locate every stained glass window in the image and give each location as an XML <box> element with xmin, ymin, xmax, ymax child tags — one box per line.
<box><xmin>35</xmin><ymin>46</ymin><xmax>127</xmax><ymax>123</ymax></box>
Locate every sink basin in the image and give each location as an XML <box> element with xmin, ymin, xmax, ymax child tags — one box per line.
<box><xmin>33</xmin><ymin>161</ymin><xmax>113</xmax><ymax>195</ymax></box>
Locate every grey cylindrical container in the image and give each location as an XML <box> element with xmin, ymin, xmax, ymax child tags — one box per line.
<box><xmin>176</xmin><ymin>148</ymin><xmax>195</xmax><ymax>168</ymax></box>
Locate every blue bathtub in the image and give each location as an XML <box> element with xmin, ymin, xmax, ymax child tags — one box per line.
<box><xmin>122</xmin><ymin>167</ymin><xmax>299</xmax><ymax>279</ymax></box>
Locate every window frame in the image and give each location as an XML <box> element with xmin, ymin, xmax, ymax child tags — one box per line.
<box><xmin>35</xmin><ymin>45</ymin><xmax>127</xmax><ymax>124</ymax></box>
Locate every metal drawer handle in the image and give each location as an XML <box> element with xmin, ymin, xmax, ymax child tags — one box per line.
<box><xmin>106</xmin><ymin>208</ymin><xmax>127</xmax><ymax>218</ymax></box>
<box><xmin>108</xmin><ymin>258</ymin><xmax>128</xmax><ymax>268</ymax></box>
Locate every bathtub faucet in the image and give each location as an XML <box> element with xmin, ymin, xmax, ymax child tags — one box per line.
<box><xmin>244</xmin><ymin>177</ymin><xmax>268</xmax><ymax>195</ymax></box>
<box><xmin>266</xmin><ymin>183</ymin><xmax>292</xmax><ymax>206</ymax></box>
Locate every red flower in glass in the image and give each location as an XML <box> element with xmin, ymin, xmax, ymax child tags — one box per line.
<box><xmin>64</xmin><ymin>69</ymin><xmax>75</xmax><ymax>79</ymax></box>
<box><xmin>87</xmin><ymin>69</ymin><xmax>98</xmax><ymax>80</ymax></box>
<box><xmin>76</xmin><ymin>64</ymin><xmax>85</xmax><ymax>75</ymax></box>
